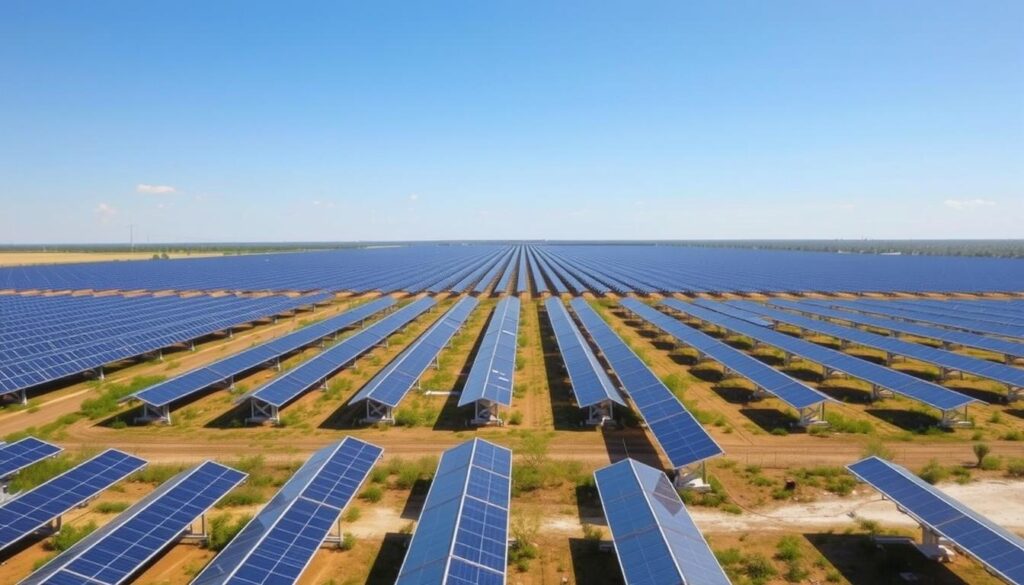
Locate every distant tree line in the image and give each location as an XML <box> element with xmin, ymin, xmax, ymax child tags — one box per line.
<box><xmin>678</xmin><ymin>240</ymin><xmax>1024</xmax><ymax>259</ymax></box>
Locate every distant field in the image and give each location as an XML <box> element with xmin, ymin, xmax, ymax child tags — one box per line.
<box><xmin>0</xmin><ymin>251</ymin><xmax>219</xmax><ymax>267</ymax></box>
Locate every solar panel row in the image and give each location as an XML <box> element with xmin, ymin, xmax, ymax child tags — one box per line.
<box><xmin>352</xmin><ymin>296</ymin><xmax>479</xmax><ymax>409</ymax></box>
<box><xmin>571</xmin><ymin>299</ymin><xmax>722</xmax><ymax>468</ymax></box>
<box><xmin>396</xmin><ymin>438</ymin><xmax>512</xmax><ymax>585</ymax></box>
<box><xmin>827</xmin><ymin>299</ymin><xmax>1024</xmax><ymax>340</ymax></box>
<box><xmin>0</xmin><ymin>437</ymin><xmax>62</xmax><ymax>480</ymax></box>
<box><xmin>621</xmin><ymin>299</ymin><xmax>830</xmax><ymax>413</ymax></box>
<box><xmin>22</xmin><ymin>461</ymin><xmax>246</xmax><ymax>585</ymax></box>
<box><xmin>544</xmin><ymin>298</ymin><xmax>625</xmax><ymax>409</ymax></box>
<box><xmin>594</xmin><ymin>458</ymin><xmax>730</xmax><ymax>585</ymax></box>
<box><xmin>771</xmin><ymin>299</ymin><xmax>1024</xmax><ymax>361</ymax></box>
<box><xmin>192</xmin><ymin>437</ymin><xmax>382</xmax><ymax>585</ymax></box>
<box><xmin>1</xmin><ymin>293</ymin><xmax>330</xmax><ymax>398</ymax></box>
<box><xmin>459</xmin><ymin>297</ymin><xmax>521</xmax><ymax>415</ymax></box>
<box><xmin>730</xmin><ymin>301</ymin><xmax>1024</xmax><ymax>391</ymax></box>
<box><xmin>129</xmin><ymin>297</ymin><xmax>396</xmax><ymax>417</ymax></box>
<box><xmin>848</xmin><ymin>456</ymin><xmax>1024</xmax><ymax>585</ymax></box>
<box><xmin>240</xmin><ymin>297</ymin><xmax>436</xmax><ymax>416</ymax></box>
<box><xmin>0</xmin><ymin>450</ymin><xmax>147</xmax><ymax>554</ymax></box>
<box><xmin>662</xmin><ymin>299</ymin><xmax>976</xmax><ymax>419</ymax></box>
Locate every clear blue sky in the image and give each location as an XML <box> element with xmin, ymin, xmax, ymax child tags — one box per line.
<box><xmin>1</xmin><ymin>1</ymin><xmax>1021</xmax><ymax>243</ymax></box>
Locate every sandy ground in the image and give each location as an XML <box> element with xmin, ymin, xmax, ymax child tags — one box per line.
<box><xmin>0</xmin><ymin>251</ymin><xmax>220</xmax><ymax>266</ymax></box>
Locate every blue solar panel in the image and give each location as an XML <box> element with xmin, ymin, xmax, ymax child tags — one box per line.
<box><xmin>571</xmin><ymin>299</ymin><xmax>722</xmax><ymax>468</ymax></box>
<box><xmin>661</xmin><ymin>299</ymin><xmax>976</xmax><ymax>413</ymax></box>
<box><xmin>459</xmin><ymin>297</ymin><xmax>521</xmax><ymax>408</ymax></box>
<box><xmin>396</xmin><ymin>438</ymin><xmax>512</xmax><ymax>585</ymax></box>
<box><xmin>544</xmin><ymin>298</ymin><xmax>625</xmax><ymax>408</ymax></box>
<box><xmin>191</xmin><ymin>437</ymin><xmax>383</xmax><ymax>585</ymax></box>
<box><xmin>848</xmin><ymin>456</ymin><xmax>1024</xmax><ymax>584</ymax></box>
<box><xmin>771</xmin><ymin>299</ymin><xmax>1024</xmax><ymax>360</ymax></box>
<box><xmin>353</xmin><ymin>297</ymin><xmax>478</xmax><ymax>407</ymax></box>
<box><xmin>0</xmin><ymin>437</ymin><xmax>62</xmax><ymax>479</ymax></box>
<box><xmin>831</xmin><ymin>299</ymin><xmax>1024</xmax><ymax>340</ymax></box>
<box><xmin>243</xmin><ymin>297</ymin><xmax>436</xmax><ymax>408</ymax></box>
<box><xmin>0</xmin><ymin>450</ymin><xmax>146</xmax><ymax>553</ymax></box>
<box><xmin>594</xmin><ymin>458</ymin><xmax>730</xmax><ymax>585</ymax></box>
<box><xmin>621</xmin><ymin>299</ymin><xmax>829</xmax><ymax>412</ymax></box>
<box><xmin>22</xmin><ymin>461</ymin><xmax>246</xmax><ymax>585</ymax></box>
<box><xmin>131</xmin><ymin>297</ymin><xmax>396</xmax><ymax>410</ymax></box>
<box><xmin>731</xmin><ymin>301</ymin><xmax>1024</xmax><ymax>390</ymax></box>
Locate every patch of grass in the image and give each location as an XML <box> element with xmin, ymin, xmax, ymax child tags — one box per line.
<box><xmin>980</xmin><ymin>454</ymin><xmax>1002</xmax><ymax>471</ymax></box>
<box><xmin>1007</xmin><ymin>458</ymin><xmax>1024</xmax><ymax>478</ymax></box>
<box><xmin>340</xmin><ymin>532</ymin><xmax>356</xmax><ymax>551</ymax></box>
<box><xmin>81</xmin><ymin>375</ymin><xmax>166</xmax><ymax>420</ymax></box>
<box><xmin>130</xmin><ymin>464</ymin><xmax>185</xmax><ymax>485</ymax></box>
<box><xmin>507</xmin><ymin>411</ymin><xmax>524</xmax><ymax>425</ymax></box>
<box><xmin>824</xmin><ymin>411</ymin><xmax>874</xmax><ymax>434</ymax></box>
<box><xmin>94</xmin><ymin>501</ymin><xmax>130</xmax><ymax>514</ymax></box>
<box><xmin>214</xmin><ymin>486</ymin><xmax>265</xmax><ymax>508</ymax></box>
<box><xmin>791</xmin><ymin>466</ymin><xmax>857</xmax><ymax>496</ymax></box>
<box><xmin>344</xmin><ymin>506</ymin><xmax>361</xmax><ymax>522</ymax></box>
<box><xmin>8</xmin><ymin>454</ymin><xmax>79</xmax><ymax>492</ymax></box>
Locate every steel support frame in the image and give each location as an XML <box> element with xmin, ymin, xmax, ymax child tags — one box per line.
<box><xmin>472</xmin><ymin>399</ymin><xmax>503</xmax><ymax>426</ymax></box>
<box><xmin>364</xmin><ymin>399</ymin><xmax>394</xmax><ymax>424</ymax></box>
<box><xmin>248</xmin><ymin>399</ymin><xmax>280</xmax><ymax>424</ymax></box>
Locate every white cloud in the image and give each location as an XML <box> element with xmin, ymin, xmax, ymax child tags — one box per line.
<box><xmin>312</xmin><ymin>200</ymin><xmax>337</xmax><ymax>209</ymax></box>
<box><xmin>136</xmin><ymin>183</ymin><xmax>177</xmax><ymax>195</ymax></box>
<box><xmin>944</xmin><ymin>198</ymin><xmax>996</xmax><ymax>210</ymax></box>
<box><xmin>408</xmin><ymin>193</ymin><xmax>419</xmax><ymax>202</ymax></box>
<box><xmin>95</xmin><ymin>202</ymin><xmax>118</xmax><ymax>222</ymax></box>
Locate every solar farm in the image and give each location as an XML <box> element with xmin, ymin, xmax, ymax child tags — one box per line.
<box><xmin>2</xmin><ymin>243</ymin><xmax>1024</xmax><ymax>585</ymax></box>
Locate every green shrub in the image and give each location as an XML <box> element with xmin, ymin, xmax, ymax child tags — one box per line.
<box><xmin>742</xmin><ymin>553</ymin><xmax>777</xmax><ymax>582</ymax></box>
<box><xmin>973</xmin><ymin>443</ymin><xmax>991</xmax><ymax>467</ymax></box>
<box><xmin>344</xmin><ymin>506</ymin><xmax>361</xmax><ymax>522</ymax></box>
<box><xmin>340</xmin><ymin>532</ymin><xmax>356</xmax><ymax>551</ymax></box>
<box><xmin>918</xmin><ymin>460</ymin><xmax>949</xmax><ymax>485</ymax></box>
<box><xmin>50</xmin><ymin>521</ymin><xmax>97</xmax><ymax>552</ymax></box>
<box><xmin>980</xmin><ymin>455</ymin><xmax>1002</xmax><ymax>471</ymax></box>
<box><xmin>360</xmin><ymin>485</ymin><xmax>383</xmax><ymax>503</ymax></box>
<box><xmin>1007</xmin><ymin>458</ymin><xmax>1024</xmax><ymax>478</ymax></box>
<box><xmin>775</xmin><ymin>536</ymin><xmax>803</xmax><ymax>562</ymax></box>
<box><xmin>714</xmin><ymin>547</ymin><xmax>743</xmax><ymax>566</ymax></box>
<box><xmin>81</xmin><ymin>375</ymin><xmax>166</xmax><ymax>420</ymax></box>
<box><xmin>8</xmin><ymin>455</ymin><xmax>77</xmax><ymax>492</ymax></box>
<box><xmin>784</xmin><ymin>562</ymin><xmax>810</xmax><ymax>583</ymax></box>
<box><xmin>507</xmin><ymin>411</ymin><xmax>524</xmax><ymax>425</ymax></box>
<box><xmin>207</xmin><ymin>514</ymin><xmax>251</xmax><ymax>551</ymax></box>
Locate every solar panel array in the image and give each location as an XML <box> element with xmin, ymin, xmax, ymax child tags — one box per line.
<box><xmin>544</xmin><ymin>298</ymin><xmax>625</xmax><ymax>408</ymax></box>
<box><xmin>22</xmin><ymin>461</ymin><xmax>246</xmax><ymax>585</ymax></box>
<box><xmin>594</xmin><ymin>458</ymin><xmax>730</xmax><ymax>585</ymax></box>
<box><xmin>848</xmin><ymin>456</ymin><xmax>1024</xmax><ymax>584</ymax></box>
<box><xmin>0</xmin><ymin>292</ymin><xmax>329</xmax><ymax>397</ymax></box>
<box><xmin>621</xmin><ymin>299</ymin><xmax>829</xmax><ymax>412</ymax></box>
<box><xmin>131</xmin><ymin>296</ymin><xmax>396</xmax><ymax>411</ymax></box>
<box><xmin>352</xmin><ymin>296</ymin><xmax>479</xmax><ymax>408</ymax></box>
<box><xmin>571</xmin><ymin>299</ymin><xmax>722</xmax><ymax>468</ymax></box>
<box><xmin>820</xmin><ymin>299</ymin><xmax>1024</xmax><ymax>340</ymax></box>
<box><xmin>0</xmin><ymin>437</ymin><xmax>62</xmax><ymax>479</ymax></box>
<box><xmin>730</xmin><ymin>301</ymin><xmax>1024</xmax><ymax>391</ymax></box>
<box><xmin>396</xmin><ymin>438</ymin><xmax>512</xmax><ymax>585</ymax></box>
<box><xmin>770</xmin><ymin>299</ymin><xmax>1024</xmax><ymax>360</ymax></box>
<box><xmin>662</xmin><ymin>299</ymin><xmax>976</xmax><ymax>414</ymax></box>
<box><xmin>459</xmin><ymin>297</ymin><xmax>521</xmax><ymax>408</ymax></box>
<box><xmin>242</xmin><ymin>297</ymin><xmax>436</xmax><ymax>409</ymax></box>
<box><xmin>192</xmin><ymin>437</ymin><xmax>383</xmax><ymax>585</ymax></box>
<box><xmin>0</xmin><ymin>450</ymin><xmax>146</xmax><ymax>553</ymax></box>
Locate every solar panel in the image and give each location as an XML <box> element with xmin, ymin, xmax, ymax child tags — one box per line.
<box><xmin>621</xmin><ymin>299</ymin><xmax>829</xmax><ymax>412</ymax></box>
<box><xmin>594</xmin><ymin>458</ymin><xmax>730</xmax><ymax>585</ymax></box>
<box><xmin>396</xmin><ymin>438</ymin><xmax>512</xmax><ymax>585</ymax></box>
<box><xmin>131</xmin><ymin>296</ymin><xmax>396</xmax><ymax>411</ymax></box>
<box><xmin>544</xmin><ymin>298</ymin><xmax>625</xmax><ymax>408</ymax></box>
<box><xmin>771</xmin><ymin>299</ymin><xmax>1024</xmax><ymax>360</ymax></box>
<box><xmin>459</xmin><ymin>297</ymin><xmax>521</xmax><ymax>408</ymax></box>
<box><xmin>0</xmin><ymin>437</ymin><xmax>62</xmax><ymax>479</ymax></box>
<box><xmin>661</xmin><ymin>299</ymin><xmax>976</xmax><ymax>414</ymax></box>
<box><xmin>570</xmin><ymin>299</ymin><xmax>722</xmax><ymax>468</ymax></box>
<box><xmin>352</xmin><ymin>297</ymin><xmax>479</xmax><ymax>407</ymax></box>
<box><xmin>848</xmin><ymin>456</ymin><xmax>1024</xmax><ymax>584</ymax></box>
<box><xmin>830</xmin><ymin>299</ymin><xmax>1024</xmax><ymax>340</ymax></box>
<box><xmin>731</xmin><ymin>301</ymin><xmax>1024</xmax><ymax>391</ymax></box>
<box><xmin>21</xmin><ymin>461</ymin><xmax>246</xmax><ymax>585</ymax></box>
<box><xmin>0</xmin><ymin>450</ymin><xmax>146</xmax><ymax>553</ymax></box>
<box><xmin>191</xmin><ymin>437</ymin><xmax>383</xmax><ymax>585</ymax></box>
<box><xmin>242</xmin><ymin>297</ymin><xmax>436</xmax><ymax>409</ymax></box>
